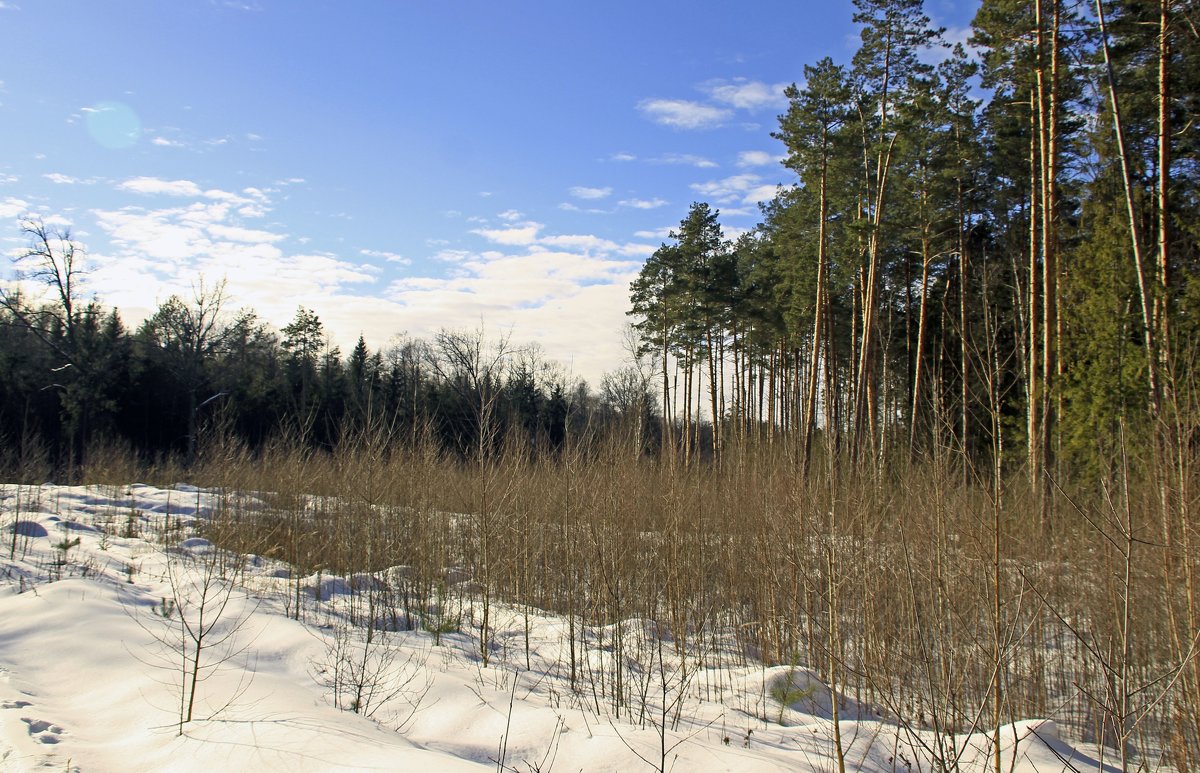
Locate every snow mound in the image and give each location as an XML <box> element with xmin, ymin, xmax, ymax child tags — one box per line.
<box><xmin>6</xmin><ymin>521</ymin><xmax>46</xmax><ymax>538</ymax></box>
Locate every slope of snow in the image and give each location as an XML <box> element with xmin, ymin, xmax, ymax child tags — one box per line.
<box><xmin>0</xmin><ymin>483</ymin><xmax>1117</xmax><ymax>771</ymax></box>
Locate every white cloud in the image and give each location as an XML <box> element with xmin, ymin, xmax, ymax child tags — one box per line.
<box><xmin>569</xmin><ymin>186</ymin><xmax>612</xmax><ymax>200</ymax></box>
<box><xmin>43</xmin><ymin>173</ymin><xmax>77</xmax><ymax>184</ymax></box>
<box><xmin>202</xmin><ymin>188</ymin><xmax>257</xmax><ymax>206</ymax></box>
<box><xmin>617</xmin><ymin>243</ymin><xmax>655</xmax><ymax>258</ymax></box>
<box><xmin>207</xmin><ymin>223</ymin><xmax>286</xmax><ymax>243</ymax></box>
<box><xmin>94</xmin><ymin>207</ymin><xmax>226</xmax><ymax>262</ymax></box>
<box><xmin>637</xmin><ymin>99</ymin><xmax>731</xmax><ymax>130</ymax></box>
<box><xmin>497</xmin><ymin>209</ymin><xmax>523</xmax><ymax>222</ymax></box>
<box><xmin>119</xmin><ymin>177</ymin><xmax>203</xmax><ymax>197</ymax></box>
<box><xmin>0</xmin><ymin>173</ymin><xmax>16</xmax><ymax>184</ymax></box>
<box><xmin>743</xmin><ymin>184</ymin><xmax>780</xmax><ymax>203</ymax></box>
<box><xmin>634</xmin><ymin>227</ymin><xmax>673</xmax><ymax>240</ymax></box>
<box><xmin>618</xmin><ymin>198</ymin><xmax>668</xmax><ymax>210</ymax></box>
<box><xmin>691</xmin><ymin>174</ymin><xmax>781</xmax><ymax>206</ymax></box>
<box><xmin>360</xmin><ymin>248</ymin><xmax>410</xmax><ymax>265</ymax></box>
<box><xmin>538</xmin><ymin>234</ymin><xmax>620</xmax><ymax>253</ymax></box>
<box><xmin>151</xmin><ymin>136</ymin><xmax>185</xmax><ymax>148</ymax></box>
<box><xmin>116</xmin><ymin>178</ymin><xmax>267</xmax><ymax>210</ymax></box>
<box><xmin>472</xmin><ymin>223</ymin><xmax>541</xmax><ymax>246</ymax></box>
<box><xmin>382</xmin><ymin>245</ymin><xmax>642</xmax><ymax>384</ymax></box>
<box><xmin>327</xmin><ymin>226</ymin><xmax>656</xmax><ymax>383</ymax></box>
<box><xmin>40</xmin><ymin>213</ymin><xmax>73</xmax><ymax>227</ymax></box>
<box><xmin>557</xmin><ymin>202</ymin><xmax>609</xmax><ymax>214</ymax></box>
<box><xmin>87</xmin><ymin>190</ymin><xmax>378</xmax><ymax>341</ymax></box>
<box><xmin>19</xmin><ymin>172</ymin><xmax>652</xmax><ymax>391</ymax></box>
<box><xmin>736</xmin><ymin>150</ymin><xmax>783</xmax><ymax>168</ymax></box>
<box><xmin>704</xmin><ymin>79</ymin><xmax>790</xmax><ymax>111</ymax></box>
<box><xmin>433</xmin><ymin>248</ymin><xmax>470</xmax><ymax>262</ymax></box>
<box><xmin>609</xmin><ymin>152</ymin><xmax>636</xmax><ymax>162</ymax></box>
<box><xmin>0</xmin><ymin>197</ymin><xmax>30</xmax><ymax>219</ymax></box>
<box><xmin>650</xmin><ymin>153</ymin><xmax>718</xmax><ymax>169</ymax></box>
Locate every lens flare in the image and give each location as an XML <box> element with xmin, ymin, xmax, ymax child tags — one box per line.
<box><xmin>85</xmin><ymin>101</ymin><xmax>141</xmax><ymax>149</ymax></box>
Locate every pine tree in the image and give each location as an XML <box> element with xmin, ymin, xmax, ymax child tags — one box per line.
<box><xmin>629</xmin><ymin>202</ymin><xmax>726</xmax><ymax>458</ymax></box>
<box><xmin>848</xmin><ymin>0</ymin><xmax>942</xmax><ymax>461</ymax></box>
<box><xmin>281</xmin><ymin>306</ymin><xmax>326</xmax><ymax>433</ymax></box>
<box><xmin>776</xmin><ymin>57</ymin><xmax>855</xmax><ymax>464</ymax></box>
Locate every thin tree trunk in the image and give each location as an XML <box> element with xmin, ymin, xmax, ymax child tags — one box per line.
<box><xmin>1038</xmin><ymin>0</ymin><xmax>1060</xmax><ymax>501</ymax></box>
<box><xmin>1026</xmin><ymin>82</ymin><xmax>1043</xmax><ymax>526</ymax></box>
<box><xmin>1156</xmin><ymin>0</ymin><xmax>1172</xmax><ymax>383</ymax></box>
<box><xmin>803</xmin><ymin>154</ymin><xmax>830</xmax><ymax>471</ymax></box>
<box><xmin>958</xmin><ymin>161</ymin><xmax>970</xmax><ymax>484</ymax></box>
<box><xmin>707</xmin><ymin>331</ymin><xmax>715</xmax><ymax>451</ymax></box>
<box><xmin>826</xmin><ymin>294</ymin><xmax>840</xmax><ymax>454</ymax></box>
<box><xmin>854</xmin><ymin>136</ymin><xmax>898</xmax><ymax>461</ymax></box>
<box><xmin>910</xmin><ymin>234</ymin><xmax>933</xmax><ymax>457</ymax></box>
<box><xmin>662</xmin><ymin>330</ymin><xmax>671</xmax><ymax>453</ymax></box>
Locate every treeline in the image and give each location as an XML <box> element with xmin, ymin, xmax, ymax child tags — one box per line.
<box><xmin>629</xmin><ymin>0</ymin><xmax>1200</xmax><ymax>492</ymax></box>
<box><xmin>3</xmin><ymin>0</ymin><xmax>1198</xmax><ymax>486</ymax></box>
<box><xmin>0</xmin><ymin>259</ymin><xmax>658</xmax><ymax>475</ymax></box>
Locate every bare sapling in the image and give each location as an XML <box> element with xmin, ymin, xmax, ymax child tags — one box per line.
<box><xmin>132</xmin><ymin>535</ymin><xmax>258</xmax><ymax>735</ymax></box>
<box><xmin>314</xmin><ymin>575</ymin><xmax>431</xmax><ymax>725</ymax></box>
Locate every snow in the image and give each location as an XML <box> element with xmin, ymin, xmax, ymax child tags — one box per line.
<box><xmin>0</xmin><ymin>483</ymin><xmax>1118</xmax><ymax>771</ymax></box>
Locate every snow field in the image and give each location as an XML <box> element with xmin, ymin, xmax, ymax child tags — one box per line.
<box><xmin>1</xmin><ymin>483</ymin><xmax>1117</xmax><ymax>771</ymax></box>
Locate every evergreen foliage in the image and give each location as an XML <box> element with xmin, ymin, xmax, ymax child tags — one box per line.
<box><xmin>1</xmin><ymin>0</ymin><xmax>1197</xmax><ymax>483</ymax></box>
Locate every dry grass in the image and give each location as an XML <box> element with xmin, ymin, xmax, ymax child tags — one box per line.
<box><xmin>21</xmin><ymin>416</ymin><xmax>1197</xmax><ymax>769</ymax></box>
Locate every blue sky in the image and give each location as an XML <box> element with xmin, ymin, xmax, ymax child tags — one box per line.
<box><xmin>0</xmin><ymin>0</ymin><xmax>978</xmax><ymax>385</ymax></box>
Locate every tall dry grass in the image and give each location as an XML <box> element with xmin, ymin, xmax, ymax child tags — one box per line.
<box><xmin>21</xmin><ymin>407</ymin><xmax>1196</xmax><ymax>769</ymax></box>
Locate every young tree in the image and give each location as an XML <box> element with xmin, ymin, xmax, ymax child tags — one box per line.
<box><xmin>429</xmin><ymin>326</ymin><xmax>512</xmax><ymax>665</ymax></box>
<box><xmin>133</xmin><ymin>541</ymin><xmax>257</xmax><ymax>736</ymax></box>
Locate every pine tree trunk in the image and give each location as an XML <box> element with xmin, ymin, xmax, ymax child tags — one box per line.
<box><xmin>1026</xmin><ymin>81</ymin><xmax>1043</xmax><ymax>528</ymax></box>
<box><xmin>1036</xmin><ymin>0</ymin><xmax>1060</xmax><ymax>525</ymax></box>
<box><xmin>958</xmin><ymin>158</ymin><xmax>970</xmax><ymax>484</ymax></box>
<box><xmin>853</xmin><ymin>136</ymin><xmax>897</xmax><ymax>462</ymax></box>
<box><xmin>1156</xmin><ymin>0</ymin><xmax>1172</xmax><ymax>384</ymax></box>
<box><xmin>910</xmin><ymin>233</ymin><xmax>933</xmax><ymax>457</ymax></box>
<box><xmin>707</xmin><ymin>327</ymin><xmax>719</xmax><ymax>458</ymax></box>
